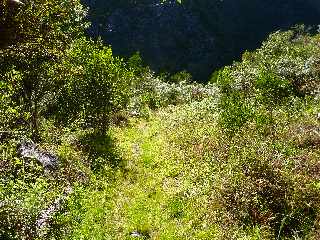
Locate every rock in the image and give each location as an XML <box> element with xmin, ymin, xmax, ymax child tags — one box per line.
<box><xmin>130</xmin><ymin>230</ymin><xmax>143</xmax><ymax>237</ymax></box>
<box><xmin>132</xmin><ymin>143</ymin><xmax>141</xmax><ymax>157</ymax></box>
<box><xmin>17</xmin><ymin>140</ymin><xmax>58</xmax><ymax>170</ymax></box>
<box><xmin>9</xmin><ymin>0</ymin><xmax>24</xmax><ymax>5</ymax></box>
<box><xmin>129</xmin><ymin>230</ymin><xmax>150</xmax><ymax>238</ymax></box>
<box><xmin>129</xmin><ymin>110</ymin><xmax>140</xmax><ymax>117</ymax></box>
<box><xmin>36</xmin><ymin>186</ymin><xmax>73</xmax><ymax>237</ymax></box>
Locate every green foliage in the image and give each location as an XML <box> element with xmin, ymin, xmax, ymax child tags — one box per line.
<box><xmin>169</xmin><ymin>70</ymin><xmax>193</xmax><ymax>84</ymax></box>
<box><xmin>215</xmin><ymin>67</ymin><xmax>251</xmax><ymax>134</ymax></box>
<box><xmin>214</xmin><ymin>126</ymin><xmax>320</xmax><ymax>238</ymax></box>
<box><xmin>209</xmin><ymin>30</ymin><xmax>320</xmax><ymax>237</ymax></box>
<box><xmin>1</xmin><ymin>0</ymin><xmax>88</xmax><ymax>51</ymax></box>
<box><xmin>0</xmin><ymin>138</ymin><xmax>64</xmax><ymax>239</ymax></box>
<box><xmin>127</xmin><ymin>52</ymin><xmax>148</xmax><ymax>77</ymax></box>
<box><xmin>56</xmin><ymin>38</ymin><xmax>134</xmax><ymax>133</ymax></box>
<box><xmin>2</xmin><ymin>5</ymin><xmax>320</xmax><ymax>239</ymax></box>
<box><xmin>255</xmin><ymin>71</ymin><xmax>293</xmax><ymax>105</ymax></box>
<box><xmin>0</xmin><ymin>68</ymin><xmax>25</xmax><ymax>131</ymax></box>
<box><xmin>0</xmin><ymin>0</ymin><xmax>88</xmax><ymax>139</ymax></box>
<box><xmin>235</xmin><ymin>29</ymin><xmax>320</xmax><ymax>97</ymax></box>
<box><xmin>63</xmin><ymin>93</ymin><xmax>320</xmax><ymax>239</ymax></box>
<box><xmin>219</xmin><ymin>92</ymin><xmax>253</xmax><ymax>134</ymax></box>
<box><xmin>217</xmin><ymin>30</ymin><xmax>320</xmax><ymax>135</ymax></box>
<box><xmin>128</xmin><ymin>70</ymin><xmax>218</xmax><ymax>117</ymax></box>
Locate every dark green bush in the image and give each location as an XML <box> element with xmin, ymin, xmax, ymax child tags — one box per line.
<box><xmin>219</xmin><ymin>92</ymin><xmax>253</xmax><ymax>134</ymax></box>
<box><xmin>169</xmin><ymin>70</ymin><xmax>193</xmax><ymax>84</ymax></box>
<box><xmin>255</xmin><ymin>71</ymin><xmax>293</xmax><ymax>106</ymax></box>
<box><xmin>55</xmin><ymin>38</ymin><xmax>134</xmax><ymax>134</ymax></box>
<box><xmin>0</xmin><ymin>68</ymin><xmax>25</xmax><ymax>131</ymax></box>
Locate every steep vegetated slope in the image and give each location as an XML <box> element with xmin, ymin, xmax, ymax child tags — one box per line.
<box><xmin>60</xmin><ymin>30</ymin><xmax>320</xmax><ymax>239</ymax></box>
<box><xmin>1</xmin><ymin>0</ymin><xmax>320</xmax><ymax>239</ymax></box>
<box><xmin>82</xmin><ymin>0</ymin><xmax>320</xmax><ymax>80</ymax></box>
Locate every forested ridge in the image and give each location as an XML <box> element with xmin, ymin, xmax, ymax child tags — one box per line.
<box><xmin>1</xmin><ymin>0</ymin><xmax>320</xmax><ymax>239</ymax></box>
<box><xmin>83</xmin><ymin>0</ymin><xmax>320</xmax><ymax>80</ymax></box>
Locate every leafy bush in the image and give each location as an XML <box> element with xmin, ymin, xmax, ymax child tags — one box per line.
<box><xmin>211</xmin><ymin>29</ymin><xmax>320</xmax><ymax>238</ymax></box>
<box><xmin>55</xmin><ymin>38</ymin><xmax>134</xmax><ymax>134</ymax></box>
<box><xmin>0</xmin><ymin>0</ymin><xmax>88</xmax><ymax>139</ymax></box>
<box><xmin>169</xmin><ymin>70</ymin><xmax>193</xmax><ymax>84</ymax></box>
<box><xmin>128</xmin><ymin>70</ymin><xmax>218</xmax><ymax>116</ymax></box>
<box><xmin>216</xmin><ymin>30</ymin><xmax>320</xmax><ymax>135</ymax></box>
<box><xmin>0</xmin><ymin>138</ymin><xmax>64</xmax><ymax>239</ymax></box>
<box><xmin>229</xmin><ymin>29</ymin><xmax>320</xmax><ymax>97</ymax></box>
<box><xmin>212</xmin><ymin>128</ymin><xmax>320</xmax><ymax>239</ymax></box>
<box><xmin>0</xmin><ymin>68</ymin><xmax>26</xmax><ymax>131</ymax></box>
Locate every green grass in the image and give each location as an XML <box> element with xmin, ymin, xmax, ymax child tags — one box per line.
<box><xmin>3</xmin><ymin>92</ymin><xmax>320</xmax><ymax>240</ymax></box>
<box><xmin>59</xmin><ymin>97</ymin><xmax>320</xmax><ymax>240</ymax></box>
<box><xmin>62</xmin><ymin>101</ymin><xmax>221</xmax><ymax>239</ymax></box>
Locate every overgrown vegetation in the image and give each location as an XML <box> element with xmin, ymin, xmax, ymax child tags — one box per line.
<box><xmin>1</xmin><ymin>0</ymin><xmax>320</xmax><ymax>239</ymax></box>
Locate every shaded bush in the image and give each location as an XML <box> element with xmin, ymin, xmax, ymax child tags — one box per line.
<box><xmin>79</xmin><ymin>132</ymin><xmax>123</xmax><ymax>173</ymax></box>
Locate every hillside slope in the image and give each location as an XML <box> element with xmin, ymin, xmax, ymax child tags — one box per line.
<box><xmin>60</xmin><ymin>30</ymin><xmax>320</xmax><ymax>239</ymax></box>
<box><xmin>2</xmin><ymin>4</ymin><xmax>320</xmax><ymax>237</ymax></box>
<box><xmin>82</xmin><ymin>0</ymin><xmax>320</xmax><ymax>80</ymax></box>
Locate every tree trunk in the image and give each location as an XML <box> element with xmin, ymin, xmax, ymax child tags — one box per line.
<box><xmin>31</xmin><ymin>98</ymin><xmax>40</xmax><ymax>141</ymax></box>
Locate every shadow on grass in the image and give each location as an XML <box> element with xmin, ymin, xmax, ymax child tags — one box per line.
<box><xmin>79</xmin><ymin>132</ymin><xmax>124</xmax><ymax>173</ymax></box>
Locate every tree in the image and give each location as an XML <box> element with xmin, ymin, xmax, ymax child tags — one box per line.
<box><xmin>57</xmin><ymin>38</ymin><xmax>134</xmax><ymax>134</ymax></box>
<box><xmin>0</xmin><ymin>0</ymin><xmax>88</xmax><ymax>139</ymax></box>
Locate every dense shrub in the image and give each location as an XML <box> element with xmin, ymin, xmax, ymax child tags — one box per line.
<box><xmin>0</xmin><ymin>0</ymin><xmax>88</xmax><ymax>139</ymax></box>
<box><xmin>128</xmin><ymin>70</ymin><xmax>218</xmax><ymax>116</ymax></box>
<box><xmin>211</xmin><ymin>29</ymin><xmax>320</xmax><ymax>238</ymax></box>
<box><xmin>55</xmin><ymin>38</ymin><xmax>134</xmax><ymax>134</ymax></box>
<box><xmin>0</xmin><ymin>68</ymin><xmax>25</xmax><ymax>131</ymax></box>
<box><xmin>225</xmin><ymin>29</ymin><xmax>320</xmax><ymax>97</ymax></box>
<box><xmin>216</xmin><ymin>30</ymin><xmax>320</xmax><ymax>135</ymax></box>
<box><xmin>0</xmin><ymin>138</ymin><xmax>64</xmax><ymax>239</ymax></box>
<box><xmin>212</xmin><ymin>128</ymin><xmax>320</xmax><ymax>238</ymax></box>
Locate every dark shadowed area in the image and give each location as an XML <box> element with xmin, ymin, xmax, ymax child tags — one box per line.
<box><xmin>82</xmin><ymin>0</ymin><xmax>320</xmax><ymax>81</ymax></box>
